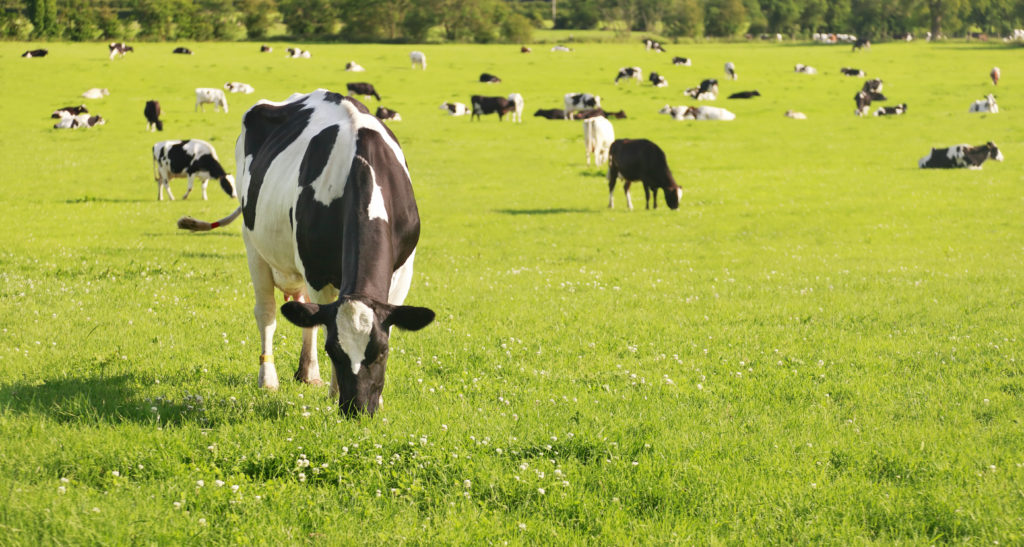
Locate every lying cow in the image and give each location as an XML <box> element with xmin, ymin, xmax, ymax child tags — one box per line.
<box><xmin>649</xmin><ymin>72</ymin><xmax>668</xmax><ymax>87</ymax></box>
<box><xmin>479</xmin><ymin>73</ymin><xmax>502</xmax><ymax>83</ymax></box>
<box><xmin>345</xmin><ymin>61</ymin><xmax>366</xmax><ymax>72</ymax></box>
<box><xmin>615</xmin><ymin>67</ymin><xmax>642</xmax><ymax>84</ymax></box>
<box><xmin>534</xmin><ymin>108</ymin><xmax>568</xmax><ymax>119</ymax></box>
<box><xmin>52</xmin><ymin>105</ymin><xmax>88</xmax><ymax>118</ymax></box>
<box><xmin>841</xmin><ymin>67</ymin><xmax>865</xmax><ymax>77</ymax></box>
<box><xmin>347</xmin><ymin>82</ymin><xmax>381</xmax><ymax>102</ymax></box>
<box><xmin>684</xmin><ymin>79</ymin><xmax>718</xmax><ymax>100</ymax></box>
<box><xmin>82</xmin><ymin>88</ymin><xmax>110</xmax><ymax>99</ymax></box>
<box><xmin>54</xmin><ymin>114</ymin><xmax>105</xmax><ymax>129</ymax></box>
<box><xmin>109</xmin><ymin>42</ymin><xmax>133</xmax><ymax>60</ymax></box>
<box><xmin>659</xmin><ymin>104</ymin><xmax>735</xmax><ymax>121</ymax></box>
<box><xmin>410</xmin><ymin>50</ymin><xmax>427</xmax><ymax>69</ymax></box>
<box><xmin>854</xmin><ymin>91</ymin><xmax>872</xmax><ymax>116</ymax></box>
<box><xmin>794</xmin><ymin>64</ymin><xmax>817</xmax><ymax>74</ymax></box>
<box><xmin>144</xmin><ymin>100</ymin><xmax>163</xmax><ymax>131</ymax></box>
<box><xmin>784</xmin><ymin>110</ymin><xmax>807</xmax><ymax>119</ymax></box>
<box><xmin>521</xmin><ymin>46</ymin><xmax>532</xmax><ymax>53</ymax></box>
<box><xmin>583</xmin><ymin>116</ymin><xmax>614</xmax><ymax>166</ymax></box>
<box><xmin>22</xmin><ymin>49</ymin><xmax>48</xmax><ymax>58</ymax></box>
<box><xmin>728</xmin><ymin>90</ymin><xmax>760</xmax><ymax>99</ymax></box>
<box><xmin>470</xmin><ymin>95</ymin><xmax>513</xmax><ymax>121</ymax></box>
<box><xmin>440</xmin><ymin>101</ymin><xmax>469</xmax><ymax>116</ymax></box>
<box><xmin>874</xmin><ymin>103</ymin><xmax>907</xmax><ymax>116</ymax></box>
<box><xmin>172</xmin><ymin>47</ymin><xmax>194</xmax><ymax>55</ymax></box>
<box><xmin>642</xmin><ymin>38</ymin><xmax>666</xmax><ymax>52</ymax></box>
<box><xmin>287</xmin><ymin>47</ymin><xmax>311</xmax><ymax>58</ymax></box>
<box><xmin>969</xmin><ymin>94</ymin><xmax>998</xmax><ymax>113</ymax></box>
<box><xmin>375</xmin><ymin>106</ymin><xmax>402</xmax><ymax>121</ymax></box>
<box><xmin>195</xmin><ymin>87</ymin><xmax>229</xmax><ymax>112</ymax></box>
<box><xmin>572</xmin><ymin>108</ymin><xmax>607</xmax><ymax>120</ymax></box>
<box><xmin>863</xmin><ymin>78</ymin><xmax>884</xmax><ymax>95</ymax></box>
<box><xmin>507</xmin><ymin>93</ymin><xmax>524</xmax><ymax>123</ymax></box>
<box><xmin>564</xmin><ymin>93</ymin><xmax>601</xmax><ymax>119</ymax></box>
<box><xmin>260</xmin><ymin>44</ymin><xmax>273</xmax><ymax>53</ymax></box>
<box><xmin>152</xmin><ymin>139</ymin><xmax>235</xmax><ymax>200</ymax></box>
<box><xmin>919</xmin><ymin>142</ymin><xmax>1003</xmax><ymax>169</ymax></box>
<box><xmin>225</xmin><ymin>82</ymin><xmax>255</xmax><ymax>94</ymax></box>
<box><xmin>607</xmin><ymin>139</ymin><xmax>681</xmax><ymax>210</ymax></box>
<box><xmin>672</xmin><ymin>57</ymin><xmax>691</xmax><ymax>66</ymax></box>
<box><xmin>177</xmin><ymin>89</ymin><xmax>435</xmax><ymax>416</ymax></box>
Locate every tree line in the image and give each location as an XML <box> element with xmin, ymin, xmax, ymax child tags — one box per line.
<box><xmin>3</xmin><ymin>0</ymin><xmax>1023</xmax><ymax>43</ymax></box>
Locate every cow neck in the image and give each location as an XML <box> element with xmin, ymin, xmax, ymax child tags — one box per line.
<box><xmin>339</xmin><ymin>173</ymin><xmax>393</xmax><ymax>302</ymax></box>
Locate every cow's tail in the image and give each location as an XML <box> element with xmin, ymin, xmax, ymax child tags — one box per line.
<box><xmin>177</xmin><ymin>206</ymin><xmax>242</xmax><ymax>232</ymax></box>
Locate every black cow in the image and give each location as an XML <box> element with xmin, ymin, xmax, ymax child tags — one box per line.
<box><xmin>51</xmin><ymin>105</ymin><xmax>88</xmax><ymax>118</ymax></box>
<box><xmin>172</xmin><ymin>47</ymin><xmax>194</xmax><ymax>55</ymax></box>
<box><xmin>471</xmin><ymin>95</ymin><xmax>513</xmax><ymax>120</ymax></box>
<box><xmin>144</xmin><ymin>100</ymin><xmax>163</xmax><ymax>131</ymax></box>
<box><xmin>260</xmin><ymin>44</ymin><xmax>273</xmax><ymax>52</ymax></box>
<box><xmin>853</xmin><ymin>38</ymin><xmax>871</xmax><ymax>50</ymax></box>
<box><xmin>572</xmin><ymin>108</ymin><xmax>607</xmax><ymax>120</ymax></box>
<box><xmin>919</xmin><ymin>142</ymin><xmax>1003</xmax><ymax>169</ymax></box>
<box><xmin>534</xmin><ymin>108</ymin><xmax>567</xmax><ymax>119</ymax></box>
<box><xmin>728</xmin><ymin>90</ymin><xmax>760</xmax><ymax>99</ymax></box>
<box><xmin>176</xmin><ymin>90</ymin><xmax>435</xmax><ymax>416</ymax></box>
<box><xmin>672</xmin><ymin>57</ymin><xmax>691</xmax><ymax>66</ymax></box>
<box><xmin>479</xmin><ymin>73</ymin><xmax>502</xmax><ymax>83</ymax></box>
<box><xmin>841</xmin><ymin>67</ymin><xmax>865</xmax><ymax>77</ymax></box>
<box><xmin>607</xmin><ymin>139</ymin><xmax>681</xmax><ymax>211</ymax></box>
<box><xmin>874</xmin><ymin>103</ymin><xmax>907</xmax><ymax>116</ymax></box>
<box><xmin>375</xmin><ymin>106</ymin><xmax>401</xmax><ymax>121</ymax></box>
<box><xmin>22</xmin><ymin>49</ymin><xmax>48</xmax><ymax>58</ymax></box>
<box><xmin>347</xmin><ymin>82</ymin><xmax>381</xmax><ymax>101</ymax></box>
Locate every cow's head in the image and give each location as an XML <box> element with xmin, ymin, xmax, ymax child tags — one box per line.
<box><xmin>221</xmin><ymin>174</ymin><xmax>237</xmax><ymax>198</ymax></box>
<box><xmin>986</xmin><ymin>141</ymin><xmax>1004</xmax><ymax>161</ymax></box>
<box><xmin>281</xmin><ymin>296</ymin><xmax>434</xmax><ymax>416</ymax></box>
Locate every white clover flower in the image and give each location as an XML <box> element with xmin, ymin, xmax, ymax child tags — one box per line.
<box><xmin>111</xmin><ymin>470</ymin><xmax>120</xmax><ymax>477</ymax></box>
<box><xmin>173</xmin><ymin>501</ymin><xmax>182</xmax><ymax>509</ymax></box>
<box><xmin>214</xmin><ymin>480</ymin><xmax>225</xmax><ymax>487</ymax></box>
<box><xmin>196</xmin><ymin>480</ymin><xmax>204</xmax><ymax>487</ymax></box>
<box><xmin>198</xmin><ymin>518</ymin><xmax>207</xmax><ymax>525</ymax></box>
<box><xmin>298</xmin><ymin>473</ymin><xmax>306</xmax><ymax>482</ymax></box>
<box><xmin>537</xmin><ymin>488</ymin><xmax>545</xmax><ymax>495</ymax></box>
<box><xmin>57</xmin><ymin>486</ymin><xmax>66</xmax><ymax>495</ymax></box>
<box><xmin>518</xmin><ymin>523</ymin><xmax>527</xmax><ymax>531</ymax></box>
<box><xmin>60</xmin><ymin>477</ymin><xmax>69</xmax><ymax>483</ymax></box>
<box><xmin>463</xmin><ymin>479</ymin><xmax>472</xmax><ymax>489</ymax></box>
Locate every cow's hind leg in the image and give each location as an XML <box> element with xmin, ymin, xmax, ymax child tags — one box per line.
<box><xmin>163</xmin><ymin>181</ymin><xmax>175</xmax><ymax>201</ymax></box>
<box><xmin>201</xmin><ymin>177</ymin><xmax>209</xmax><ymax>200</ymax></box>
<box><xmin>623</xmin><ymin>181</ymin><xmax>634</xmax><ymax>211</ymax></box>
<box><xmin>293</xmin><ymin>292</ymin><xmax>324</xmax><ymax>387</ymax></box>
<box><xmin>245</xmin><ymin>236</ymin><xmax>280</xmax><ymax>390</ymax></box>
<box><xmin>182</xmin><ymin>175</ymin><xmax>194</xmax><ymax>200</ymax></box>
<box><xmin>643</xmin><ymin>184</ymin><xmax>652</xmax><ymax>209</ymax></box>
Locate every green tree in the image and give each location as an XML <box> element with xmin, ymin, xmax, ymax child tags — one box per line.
<box><xmin>237</xmin><ymin>0</ymin><xmax>278</xmax><ymax>39</ymax></box>
<box><xmin>704</xmin><ymin>0</ymin><xmax>747</xmax><ymax>36</ymax></box>
<box><xmin>798</xmin><ymin>0</ymin><xmax>828</xmax><ymax>33</ymax></box>
<box><xmin>925</xmin><ymin>0</ymin><xmax>967</xmax><ymax>37</ymax></box>
<box><xmin>759</xmin><ymin>0</ymin><xmax>799</xmax><ymax>33</ymax></box>
<box><xmin>825</xmin><ymin>0</ymin><xmax>851</xmax><ymax>30</ymax></box>
<box><xmin>27</xmin><ymin>0</ymin><xmax>57</xmax><ymax>37</ymax></box>
<box><xmin>501</xmin><ymin>10</ymin><xmax>533</xmax><ymax>41</ymax></box>
<box><xmin>279</xmin><ymin>0</ymin><xmax>335</xmax><ymax>37</ymax></box>
<box><xmin>664</xmin><ymin>0</ymin><xmax>702</xmax><ymax>37</ymax></box>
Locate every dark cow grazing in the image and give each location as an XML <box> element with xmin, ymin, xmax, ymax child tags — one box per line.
<box><xmin>177</xmin><ymin>89</ymin><xmax>435</xmax><ymax>416</ymax></box>
<box><xmin>642</xmin><ymin>38</ymin><xmax>666</xmax><ymax>52</ymax></box>
<box><xmin>607</xmin><ymin>139</ymin><xmax>681</xmax><ymax>211</ymax></box>
<box><xmin>991</xmin><ymin>67</ymin><xmax>1000</xmax><ymax>85</ymax></box>
<box><xmin>534</xmin><ymin>108</ymin><xmax>567</xmax><ymax>119</ymax></box>
<box><xmin>22</xmin><ymin>49</ymin><xmax>48</xmax><ymax>58</ymax></box>
<box><xmin>841</xmin><ymin>67</ymin><xmax>866</xmax><ymax>77</ymax></box>
<box><xmin>109</xmin><ymin>42</ymin><xmax>133</xmax><ymax>60</ymax></box>
<box><xmin>172</xmin><ymin>47</ymin><xmax>194</xmax><ymax>55</ymax></box>
<box><xmin>375</xmin><ymin>106</ymin><xmax>402</xmax><ymax>121</ymax></box>
<box><xmin>919</xmin><ymin>142</ymin><xmax>1003</xmax><ymax>169</ymax></box>
<box><xmin>521</xmin><ymin>46</ymin><xmax>532</xmax><ymax>53</ymax></box>
<box><xmin>649</xmin><ymin>72</ymin><xmax>668</xmax><ymax>87</ymax></box>
<box><xmin>874</xmin><ymin>103</ymin><xmax>907</xmax><ymax>116</ymax></box>
<box><xmin>672</xmin><ymin>57</ymin><xmax>692</xmax><ymax>66</ymax></box>
<box><xmin>144</xmin><ymin>100</ymin><xmax>163</xmax><ymax>131</ymax></box>
<box><xmin>616</xmin><ymin>67</ymin><xmax>642</xmax><ymax>84</ymax></box>
<box><xmin>853</xmin><ymin>38</ymin><xmax>871</xmax><ymax>50</ymax></box>
<box><xmin>470</xmin><ymin>95</ymin><xmax>513</xmax><ymax>120</ymax></box>
<box><xmin>347</xmin><ymin>82</ymin><xmax>381</xmax><ymax>101</ymax></box>
<box><xmin>152</xmin><ymin>139</ymin><xmax>235</xmax><ymax>201</ymax></box>
<box><xmin>52</xmin><ymin>105</ymin><xmax>88</xmax><ymax>118</ymax></box>
<box><xmin>260</xmin><ymin>44</ymin><xmax>273</xmax><ymax>53</ymax></box>
<box><xmin>854</xmin><ymin>90</ymin><xmax>872</xmax><ymax>116</ymax></box>
<box><xmin>728</xmin><ymin>90</ymin><xmax>760</xmax><ymax>99</ymax></box>
<box><xmin>479</xmin><ymin>73</ymin><xmax>502</xmax><ymax>83</ymax></box>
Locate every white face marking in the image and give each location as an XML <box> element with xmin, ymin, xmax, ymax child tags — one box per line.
<box><xmin>336</xmin><ymin>300</ymin><xmax>374</xmax><ymax>376</ymax></box>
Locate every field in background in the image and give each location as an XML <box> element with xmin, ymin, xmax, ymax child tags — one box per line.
<box><xmin>1</xmin><ymin>41</ymin><xmax>1022</xmax><ymax>543</ymax></box>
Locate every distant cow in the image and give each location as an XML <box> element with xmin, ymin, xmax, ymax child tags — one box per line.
<box><xmin>794</xmin><ymin>64</ymin><xmax>817</xmax><ymax>74</ymax></box>
<box><xmin>152</xmin><ymin>139</ymin><xmax>235</xmax><ymax>201</ymax></box>
<box><xmin>969</xmin><ymin>94</ymin><xmax>999</xmax><ymax>113</ymax></box>
<box><xmin>550</xmin><ymin>45</ymin><xmax>573</xmax><ymax>52</ymax></box>
<box><xmin>728</xmin><ymin>90</ymin><xmax>760</xmax><ymax>99</ymax></box>
<box><xmin>649</xmin><ymin>72</ymin><xmax>668</xmax><ymax>87</ymax></box>
<box><xmin>195</xmin><ymin>88</ymin><xmax>228</xmax><ymax>112</ymax></box>
<box><xmin>54</xmin><ymin>114</ymin><xmax>105</xmax><ymax>129</ymax></box>
<box><xmin>22</xmin><ymin>49</ymin><xmax>48</xmax><ymax>58</ymax></box>
<box><xmin>172</xmin><ymin>47</ymin><xmax>193</xmax><ymax>55</ymax></box>
<box><xmin>480</xmin><ymin>73</ymin><xmax>502</xmax><ymax>83</ymax></box>
<box><xmin>642</xmin><ymin>38</ymin><xmax>666</xmax><ymax>52</ymax></box>
<box><xmin>784</xmin><ymin>110</ymin><xmax>807</xmax><ymax>119</ymax></box>
<box><xmin>853</xmin><ymin>38</ymin><xmax>871</xmax><ymax>50</ymax></box>
<box><xmin>684</xmin><ymin>79</ymin><xmax>718</xmax><ymax>100</ymax></box>
<box><xmin>82</xmin><ymin>88</ymin><xmax>110</xmax><ymax>99</ymax></box>
<box><xmin>724</xmin><ymin>62</ymin><xmax>737</xmax><ymax>80</ymax></box>
<box><xmin>144</xmin><ymin>100</ymin><xmax>163</xmax><ymax>131</ymax></box>
<box><xmin>564</xmin><ymin>93</ymin><xmax>601</xmax><ymax>119</ymax></box>
<box><xmin>52</xmin><ymin>105</ymin><xmax>88</xmax><ymax>118</ymax></box>
<box><xmin>607</xmin><ymin>139</ymin><xmax>681</xmax><ymax>210</ymax></box>
<box><xmin>521</xmin><ymin>46</ymin><xmax>532</xmax><ymax>53</ymax></box>
<box><xmin>470</xmin><ymin>95</ymin><xmax>513</xmax><ymax>121</ymax></box>
<box><xmin>534</xmin><ymin>109</ymin><xmax>567</xmax><ymax>119</ymax></box>
<box><xmin>225</xmin><ymin>82</ymin><xmax>255</xmax><ymax>94</ymax></box>
<box><xmin>604</xmin><ymin>110</ymin><xmax>628</xmax><ymax>119</ymax></box>
<box><xmin>287</xmin><ymin>47</ymin><xmax>311</xmax><ymax>58</ymax></box>
<box><xmin>571</xmin><ymin>108</ymin><xmax>607</xmax><ymax>120</ymax></box>
<box><xmin>410</xmin><ymin>50</ymin><xmax>427</xmax><ymax>69</ymax></box>
<box><xmin>440</xmin><ymin>101</ymin><xmax>469</xmax><ymax>116</ymax></box>
<box><xmin>583</xmin><ymin>116</ymin><xmax>615</xmax><ymax>166</ymax></box>
<box><xmin>919</xmin><ymin>142</ymin><xmax>1003</xmax><ymax>169</ymax></box>
<box><xmin>659</xmin><ymin>104</ymin><xmax>735</xmax><ymax>121</ymax></box>
<box><xmin>507</xmin><ymin>93</ymin><xmax>524</xmax><ymax>123</ymax></box>
<box><xmin>672</xmin><ymin>57</ymin><xmax>691</xmax><ymax>66</ymax></box>
<box><xmin>109</xmin><ymin>42</ymin><xmax>133</xmax><ymax>60</ymax></box>
<box><xmin>854</xmin><ymin>91</ymin><xmax>872</xmax><ymax>116</ymax></box>
<box><xmin>260</xmin><ymin>44</ymin><xmax>273</xmax><ymax>53</ymax></box>
<box><xmin>615</xmin><ymin>67</ymin><xmax>642</xmax><ymax>84</ymax></box>
<box><xmin>863</xmin><ymin>78</ymin><xmax>884</xmax><ymax>95</ymax></box>
<box><xmin>991</xmin><ymin>67</ymin><xmax>1000</xmax><ymax>85</ymax></box>
<box><xmin>375</xmin><ymin>106</ymin><xmax>402</xmax><ymax>121</ymax></box>
<box><xmin>345</xmin><ymin>61</ymin><xmax>366</xmax><ymax>72</ymax></box>
<box><xmin>347</xmin><ymin>82</ymin><xmax>381</xmax><ymax>101</ymax></box>
<box><xmin>841</xmin><ymin>67</ymin><xmax>865</xmax><ymax>77</ymax></box>
<box><xmin>874</xmin><ymin>103</ymin><xmax>907</xmax><ymax>116</ymax></box>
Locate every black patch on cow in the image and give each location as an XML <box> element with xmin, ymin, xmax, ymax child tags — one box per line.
<box><xmin>167</xmin><ymin>141</ymin><xmax>192</xmax><ymax>174</ymax></box>
<box><xmin>289</xmin><ymin>207</ymin><xmax>294</xmax><ymax>231</ymax></box>
<box><xmin>324</xmin><ymin>92</ymin><xmax>343</xmax><ymax>104</ymax></box>
<box><xmin>298</xmin><ymin>125</ymin><xmax>339</xmax><ymax>188</ymax></box>
<box><xmin>241</xmin><ymin>99</ymin><xmax>314</xmax><ymax>230</ymax></box>
<box><xmin>192</xmin><ymin>154</ymin><xmax>226</xmax><ymax>179</ymax></box>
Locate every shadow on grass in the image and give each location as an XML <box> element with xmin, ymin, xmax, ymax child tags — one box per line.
<box><xmin>578</xmin><ymin>169</ymin><xmax>607</xmax><ymax>178</ymax></box>
<box><xmin>65</xmin><ymin>196</ymin><xmax>148</xmax><ymax>204</ymax></box>
<box><xmin>495</xmin><ymin>208</ymin><xmax>596</xmax><ymax>215</ymax></box>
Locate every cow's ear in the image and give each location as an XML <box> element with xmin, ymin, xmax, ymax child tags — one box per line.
<box><xmin>382</xmin><ymin>305</ymin><xmax>435</xmax><ymax>331</ymax></box>
<box><xmin>281</xmin><ymin>301</ymin><xmax>328</xmax><ymax>328</ymax></box>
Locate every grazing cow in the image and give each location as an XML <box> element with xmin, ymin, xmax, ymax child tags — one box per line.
<box><xmin>874</xmin><ymin>103</ymin><xmax>907</xmax><ymax>116</ymax></box>
<box><xmin>564</xmin><ymin>93</ymin><xmax>601</xmax><ymax>119</ymax></box>
<box><xmin>507</xmin><ymin>93</ymin><xmax>524</xmax><ymax>123</ymax></box>
<box><xmin>969</xmin><ymin>94</ymin><xmax>999</xmax><ymax>113</ymax></box>
<box><xmin>144</xmin><ymin>100</ymin><xmax>163</xmax><ymax>131</ymax></box>
<box><xmin>109</xmin><ymin>42</ymin><xmax>133</xmax><ymax>60</ymax></box>
<box><xmin>672</xmin><ymin>57</ymin><xmax>692</xmax><ymax>66</ymax></box>
<box><xmin>724</xmin><ymin>62</ymin><xmax>737</xmax><ymax>80</ymax></box>
<box><xmin>22</xmin><ymin>49</ymin><xmax>48</xmax><ymax>58</ymax></box>
<box><xmin>225</xmin><ymin>82</ymin><xmax>255</xmax><ymax>94</ymax></box>
<box><xmin>287</xmin><ymin>47</ymin><xmax>311</xmax><ymax>58</ymax></box>
<box><xmin>642</xmin><ymin>38</ymin><xmax>666</xmax><ymax>52</ymax></box>
<box><xmin>728</xmin><ymin>90</ymin><xmax>760</xmax><ymax>99</ymax></box>
<box><xmin>607</xmin><ymin>139</ymin><xmax>681</xmax><ymax>210</ymax></box>
<box><xmin>470</xmin><ymin>95</ymin><xmax>513</xmax><ymax>121</ymax></box>
<box><xmin>347</xmin><ymin>82</ymin><xmax>381</xmax><ymax>102</ymax></box>
<box><xmin>82</xmin><ymin>88</ymin><xmax>110</xmax><ymax>99</ymax></box>
<box><xmin>785</xmin><ymin>110</ymin><xmax>807</xmax><ymax>119</ymax></box>
<box><xmin>852</xmin><ymin>38</ymin><xmax>871</xmax><ymax>50</ymax></box>
<box><xmin>534</xmin><ymin>109</ymin><xmax>567</xmax><ymax>119</ymax></box>
<box><xmin>649</xmin><ymin>72</ymin><xmax>668</xmax><ymax>87</ymax></box>
<box><xmin>684</xmin><ymin>79</ymin><xmax>718</xmax><ymax>100</ymax></box>
<box><xmin>854</xmin><ymin>91</ymin><xmax>872</xmax><ymax>116</ymax></box>
<box><xmin>195</xmin><ymin>88</ymin><xmax>229</xmax><ymax>112</ymax></box>
<box><xmin>51</xmin><ymin>105</ymin><xmax>88</xmax><ymax>118</ymax></box>
<box><xmin>345</xmin><ymin>61</ymin><xmax>366</xmax><ymax>72</ymax></box>
<box><xmin>841</xmin><ymin>67</ymin><xmax>865</xmax><ymax>77</ymax></box>
<box><xmin>521</xmin><ymin>46</ymin><xmax>532</xmax><ymax>53</ymax></box>
<box><xmin>410</xmin><ymin>51</ymin><xmax>427</xmax><ymax>69</ymax></box>
<box><xmin>583</xmin><ymin>116</ymin><xmax>615</xmax><ymax>167</ymax></box>
<box><xmin>152</xmin><ymin>139</ymin><xmax>235</xmax><ymax>201</ymax></box>
<box><xmin>375</xmin><ymin>106</ymin><xmax>402</xmax><ymax>121</ymax></box>
<box><xmin>480</xmin><ymin>73</ymin><xmax>502</xmax><ymax>83</ymax></box>
<box><xmin>918</xmin><ymin>142</ymin><xmax>1003</xmax><ymax>169</ymax></box>
<box><xmin>260</xmin><ymin>44</ymin><xmax>273</xmax><ymax>53</ymax></box>
<box><xmin>659</xmin><ymin>104</ymin><xmax>735</xmax><ymax>121</ymax></box>
<box><xmin>794</xmin><ymin>64</ymin><xmax>817</xmax><ymax>74</ymax></box>
<box><xmin>172</xmin><ymin>47</ymin><xmax>194</xmax><ymax>55</ymax></box>
<box><xmin>615</xmin><ymin>67</ymin><xmax>642</xmax><ymax>84</ymax></box>
<box><xmin>54</xmin><ymin>114</ymin><xmax>105</xmax><ymax>129</ymax></box>
<box><xmin>176</xmin><ymin>89</ymin><xmax>435</xmax><ymax>416</ymax></box>
<box><xmin>550</xmin><ymin>45</ymin><xmax>573</xmax><ymax>52</ymax></box>
<box><xmin>440</xmin><ymin>101</ymin><xmax>469</xmax><ymax>116</ymax></box>
<box><xmin>990</xmin><ymin>67</ymin><xmax>1000</xmax><ymax>85</ymax></box>
<box><xmin>863</xmin><ymin>78</ymin><xmax>884</xmax><ymax>95</ymax></box>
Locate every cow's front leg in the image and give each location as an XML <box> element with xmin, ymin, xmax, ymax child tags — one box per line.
<box><xmin>643</xmin><ymin>185</ymin><xmax>651</xmax><ymax>209</ymax></box>
<box><xmin>293</xmin><ymin>292</ymin><xmax>324</xmax><ymax>386</ymax></box>
<box><xmin>624</xmin><ymin>181</ymin><xmax>634</xmax><ymax>211</ymax></box>
<box><xmin>245</xmin><ymin>238</ymin><xmax>279</xmax><ymax>390</ymax></box>
<box><xmin>201</xmin><ymin>178</ymin><xmax>209</xmax><ymax>200</ymax></box>
<box><xmin>182</xmin><ymin>175</ymin><xmax>194</xmax><ymax>200</ymax></box>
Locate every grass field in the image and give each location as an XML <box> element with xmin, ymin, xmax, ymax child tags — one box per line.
<box><xmin>1</xmin><ymin>40</ymin><xmax>1022</xmax><ymax>543</ymax></box>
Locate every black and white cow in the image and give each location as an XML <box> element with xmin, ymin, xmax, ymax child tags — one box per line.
<box><xmin>615</xmin><ymin>67</ymin><xmax>642</xmax><ymax>84</ymax></box>
<box><xmin>345</xmin><ymin>61</ymin><xmax>366</xmax><ymax>72</ymax></box>
<box><xmin>82</xmin><ymin>88</ymin><xmax>110</xmax><ymax>99</ymax></box>
<box><xmin>728</xmin><ymin>90</ymin><xmax>760</xmax><ymax>99</ymax></box>
<box><xmin>724</xmin><ymin>62</ymin><xmax>737</xmax><ymax>80</ymax></box>
<box><xmin>649</xmin><ymin>72</ymin><xmax>668</xmax><ymax>87</ymax></box>
<box><xmin>874</xmin><ymin>103</ymin><xmax>907</xmax><ymax>116</ymax></box>
<box><xmin>642</xmin><ymin>38</ymin><xmax>666</xmax><ymax>52</ymax></box>
<box><xmin>152</xmin><ymin>139</ymin><xmax>236</xmax><ymax>201</ymax></box>
<box><xmin>862</xmin><ymin>78</ymin><xmax>884</xmax><ymax>96</ymax></box>
<box><xmin>109</xmin><ymin>42</ymin><xmax>133</xmax><ymax>60</ymax></box>
<box><xmin>225</xmin><ymin>82</ymin><xmax>255</xmax><ymax>94</ymax></box>
<box><xmin>854</xmin><ymin>90</ymin><xmax>872</xmax><ymax>116</ymax></box>
<box><xmin>607</xmin><ymin>139</ymin><xmax>681</xmax><ymax>210</ymax></box>
<box><xmin>564</xmin><ymin>93</ymin><xmax>601</xmax><ymax>119</ymax></box>
<box><xmin>287</xmin><ymin>47</ymin><xmax>311</xmax><ymax>58</ymax></box>
<box><xmin>144</xmin><ymin>100</ymin><xmax>163</xmax><ymax>131</ymax></box>
<box><xmin>196</xmin><ymin>88</ymin><xmax>229</xmax><ymax>112</ymax></box>
<box><xmin>534</xmin><ymin>108</ymin><xmax>567</xmax><ymax>119</ymax></box>
<box><xmin>52</xmin><ymin>105</ymin><xmax>88</xmax><ymax>118</ymax></box>
<box><xmin>172</xmin><ymin>47</ymin><xmax>194</xmax><ymax>55</ymax></box>
<box><xmin>54</xmin><ymin>114</ymin><xmax>105</xmax><ymax>129</ymax></box>
<box><xmin>841</xmin><ymin>67</ymin><xmax>865</xmax><ymax>77</ymax></box>
<box><xmin>470</xmin><ymin>95</ymin><xmax>513</xmax><ymax>120</ymax></box>
<box><xmin>347</xmin><ymin>82</ymin><xmax>381</xmax><ymax>102</ymax></box>
<box><xmin>852</xmin><ymin>38</ymin><xmax>871</xmax><ymax>50</ymax></box>
<box><xmin>969</xmin><ymin>94</ymin><xmax>998</xmax><ymax>113</ymax></box>
<box><xmin>794</xmin><ymin>64</ymin><xmax>817</xmax><ymax>74</ymax></box>
<box><xmin>177</xmin><ymin>89</ymin><xmax>435</xmax><ymax>416</ymax></box>
<box><xmin>440</xmin><ymin>101</ymin><xmax>469</xmax><ymax>116</ymax></box>
<box><xmin>684</xmin><ymin>79</ymin><xmax>718</xmax><ymax>100</ymax></box>
<box><xmin>375</xmin><ymin>106</ymin><xmax>402</xmax><ymax>121</ymax></box>
<box><xmin>479</xmin><ymin>73</ymin><xmax>502</xmax><ymax>83</ymax></box>
<box><xmin>672</xmin><ymin>56</ymin><xmax>692</xmax><ymax>66</ymax></box>
<box><xmin>22</xmin><ymin>49</ymin><xmax>48</xmax><ymax>58</ymax></box>
<box><xmin>919</xmin><ymin>142</ymin><xmax>1003</xmax><ymax>169</ymax></box>
<box><xmin>260</xmin><ymin>44</ymin><xmax>273</xmax><ymax>53</ymax></box>
<box><xmin>507</xmin><ymin>93</ymin><xmax>524</xmax><ymax>123</ymax></box>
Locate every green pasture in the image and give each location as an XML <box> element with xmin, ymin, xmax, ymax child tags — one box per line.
<box><xmin>1</xmin><ymin>40</ymin><xmax>1022</xmax><ymax>543</ymax></box>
